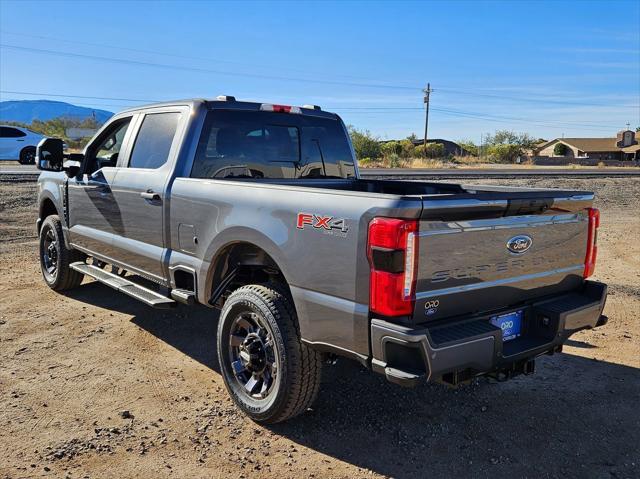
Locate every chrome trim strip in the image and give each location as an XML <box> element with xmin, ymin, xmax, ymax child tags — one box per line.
<box><xmin>422</xmin><ymin>199</ymin><xmax>509</xmax><ymax>210</ymax></box>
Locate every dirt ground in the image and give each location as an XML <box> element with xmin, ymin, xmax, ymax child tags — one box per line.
<box><xmin>0</xmin><ymin>176</ymin><xmax>638</xmax><ymax>479</ymax></box>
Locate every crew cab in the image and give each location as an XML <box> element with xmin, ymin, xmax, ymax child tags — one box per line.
<box><xmin>35</xmin><ymin>97</ymin><xmax>608</xmax><ymax>423</ymax></box>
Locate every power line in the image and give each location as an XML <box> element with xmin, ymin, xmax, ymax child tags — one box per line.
<box><xmin>334</xmin><ymin>106</ymin><xmax>622</xmax><ymax>130</ymax></box>
<box><xmin>0</xmin><ymin>89</ymin><xmax>626</xmax><ymax>131</ymax></box>
<box><xmin>429</xmin><ymin>106</ymin><xmax>622</xmax><ymax>129</ymax></box>
<box><xmin>0</xmin><ymin>30</ymin><xmax>418</xmax><ymax>87</ymax></box>
<box><xmin>437</xmin><ymin>87</ymin><xmax>640</xmax><ymax>109</ymax></box>
<box><xmin>0</xmin><ymin>90</ymin><xmax>157</xmax><ymax>103</ymax></box>
<box><xmin>0</xmin><ymin>43</ymin><xmax>420</xmax><ymax>91</ymax></box>
<box><xmin>1</xmin><ymin>42</ymin><xmax>637</xmax><ymax>110</ymax></box>
<box><xmin>430</xmin><ymin>108</ymin><xmax>614</xmax><ymax>132</ymax></box>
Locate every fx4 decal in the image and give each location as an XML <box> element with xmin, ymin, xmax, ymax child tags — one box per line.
<box><xmin>297</xmin><ymin>213</ymin><xmax>349</xmax><ymax>237</ymax></box>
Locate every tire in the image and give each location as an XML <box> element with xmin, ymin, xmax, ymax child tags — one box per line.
<box><xmin>19</xmin><ymin>146</ymin><xmax>36</xmax><ymax>165</ymax></box>
<box><xmin>217</xmin><ymin>284</ymin><xmax>322</xmax><ymax>424</ymax></box>
<box><xmin>39</xmin><ymin>215</ymin><xmax>85</xmax><ymax>291</ymax></box>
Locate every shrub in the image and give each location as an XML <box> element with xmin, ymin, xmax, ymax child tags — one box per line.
<box><xmin>348</xmin><ymin>126</ymin><xmax>381</xmax><ymax>160</ymax></box>
<box><xmin>553</xmin><ymin>143</ymin><xmax>568</xmax><ymax>156</ymax></box>
<box><xmin>415</xmin><ymin>142</ymin><xmax>445</xmax><ymax>158</ymax></box>
<box><xmin>485</xmin><ymin>143</ymin><xmax>522</xmax><ymax>163</ymax></box>
<box><xmin>380</xmin><ymin>141</ymin><xmax>402</xmax><ymax>158</ymax></box>
<box><xmin>399</xmin><ymin>139</ymin><xmax>416</xmax><ymax>158</ymax></box>
<box><xmin>385</xmin><ymin>153</ymin><xmax>402</xmax><ymax>168</ymax></box>
<box><xmin>456</xmin><ymin>139</ymin><xmax>478</xmax><ymax>157</ymax></box>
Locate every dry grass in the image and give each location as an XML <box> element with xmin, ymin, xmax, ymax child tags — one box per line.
<box><xmin>409</xmin><ymin>158</ymin><xmax>447</xmax><ymax>168</ymax></box>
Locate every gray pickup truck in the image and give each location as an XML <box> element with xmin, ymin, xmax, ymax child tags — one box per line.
<box><xmin>36</xmin><ymin>97</ymin><xmax>608</xmax><ymax>423</ymax></box>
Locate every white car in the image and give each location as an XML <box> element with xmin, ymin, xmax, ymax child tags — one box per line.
<box><xmin>0</xmin><ymin>125</ymin><xmax>46</xmax><ymax>164</ymax></box>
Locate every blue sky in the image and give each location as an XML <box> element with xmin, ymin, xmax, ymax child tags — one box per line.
<box><xmin>1</xmin><ymin>0</ymin><xmax>638</xmax><ymax>142</ymax></box>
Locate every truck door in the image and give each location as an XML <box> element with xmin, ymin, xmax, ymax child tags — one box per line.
<box><xmin>67</xmin><ymin>116</ymin><xmax>134</xmax><ymax>257</ymax></box>
<box><xmin>109</xmin><ymin>108</ymin><xmax>185</xmax><ymax>281</ymax></box>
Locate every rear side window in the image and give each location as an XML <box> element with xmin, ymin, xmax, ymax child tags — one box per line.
<box><xmin>129</xmin><ymin>112</ymin><xmax>181</xmax><ymax>169</ymax></box>
<box><xmin>191</xmin><ymin>110</ymin><xmax>355</xmax><ymax>179</ymax></box>
<box><xmin>0</xmin><ymin>126</ymin><xmax>27</xmax><ymax>138</ymax></box>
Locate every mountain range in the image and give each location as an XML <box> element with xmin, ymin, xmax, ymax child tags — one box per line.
<box><xmin>0</xmin><ymin>100</ymin><xmax>113</xmax><ymax>124</ymax></box>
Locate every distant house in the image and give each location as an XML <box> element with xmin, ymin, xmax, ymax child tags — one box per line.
<box><xmin>535</xmin><ymin>129</ymin><xmax>640</xmax><ymax>161</ymax></box>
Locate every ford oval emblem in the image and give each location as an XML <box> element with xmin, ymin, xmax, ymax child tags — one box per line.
<box><xmin>507</xmin><ymin>235</ymin><xmax>533</xmax><ymax>254</ymax></box>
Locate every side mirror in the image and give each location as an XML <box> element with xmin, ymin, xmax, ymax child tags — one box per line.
<box><xmin>63</xmin><ymin>158</ymin><xmax>82</xmax><ymax>178</ymax></box>
<box><xmin>36</xmin><ymin>138</ymin><xmax>64</xmax><ymax>171</ymax></box>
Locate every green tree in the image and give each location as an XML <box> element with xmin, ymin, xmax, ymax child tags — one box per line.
<box><xmin>486</xmin><ymin>144</ymin><xmax>522</xmax><ymax>163</ymax></box>
<box><xmin>348</xmin><ymin>126</ymin><xmax>381</xmax><ymax>160</ymax></box>
<box><xmin>553</xmin><ymin>143</ymin><xmax>568</xmax><ymax>156</ymax></box>
<box><xmin>484</xmin><ymin>130</ymin><xmax>536</xmax><ymax>163</ymax></box>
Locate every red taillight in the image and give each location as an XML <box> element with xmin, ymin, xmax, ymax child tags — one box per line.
<box><xmin>367</xmin><ymin>218</ymin><xmax>418</xmax><ymax>316</ymax></box>
<box><xmin>584</xmin><ymin>208</ymin><xmax>600</xmax><ymax>278</ymax></box>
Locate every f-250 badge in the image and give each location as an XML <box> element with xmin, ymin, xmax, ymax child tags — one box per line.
<box><xmin>297</xmin><ymin>213</ymin><xmax>349</xmax><ymax>237</ymax></box>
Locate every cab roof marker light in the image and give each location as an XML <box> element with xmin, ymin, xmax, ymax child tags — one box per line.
<box><xmin>260</xmin><ymin>104</ymin><xmax>302</xmax><ymax>114</ymax></box>
<box><xmin>302</xmin><ymin>104</ymin><xmax>322</xmax><ymax>111</ymax></box>
<box><xmin>216</xmin><ymin>95</ymin><xmax>236</xmax><ymax>101</ymax></box>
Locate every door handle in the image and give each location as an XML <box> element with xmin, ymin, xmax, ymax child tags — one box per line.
<box><xmin>140</xmin><ymin>190</ymin><xmax>161</xmax><ymax>201</ymax></box>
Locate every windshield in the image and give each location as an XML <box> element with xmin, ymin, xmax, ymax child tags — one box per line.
<box><xmin>190</xmin><ymin>110</ymin><xmax>356</xmax><ymax>179</ymax></box>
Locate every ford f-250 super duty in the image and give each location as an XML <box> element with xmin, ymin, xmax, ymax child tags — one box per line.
<box><xmin>36</xmin><ymin>97</ymin><xmax>608</xmax><ymax>423</ymax></box>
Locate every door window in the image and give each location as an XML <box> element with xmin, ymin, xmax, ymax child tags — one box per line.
<box><xmin>128</xmin><ymin>112</ymin><xmax>181</xmax><ymax>169</ymax></box>
<box><xmin>0</xmin><ymin>127</ymin><xmax>27</xmax><ymax>138</ymax></box>
<box><xmin>87</xmin><ymin>119</ymin><xmax>132</xmax><ymax>173</ymax></box>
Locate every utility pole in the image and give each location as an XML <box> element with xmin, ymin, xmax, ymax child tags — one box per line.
<box><xmin>423</xmin><ymin>83</ymin><xmax>432</xmax><ymax>157</ymax></box>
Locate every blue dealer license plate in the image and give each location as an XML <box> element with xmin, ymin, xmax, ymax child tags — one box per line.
<box><xmin>490</xmin><ymin>310</ymin><xmax>523</xmax><ymax>342</ymax></box>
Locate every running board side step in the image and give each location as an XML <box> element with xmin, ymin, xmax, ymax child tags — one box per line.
<box><xmin>70</xmin><ymin>262</ymin><xmax>176</xmax><ymax>309</ymax></box>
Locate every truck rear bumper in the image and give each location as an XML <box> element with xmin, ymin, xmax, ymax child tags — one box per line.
<box><xmin>370</xmin><ymin>280</ymin><xmax>607</xmax><ymax>387</ymax></box>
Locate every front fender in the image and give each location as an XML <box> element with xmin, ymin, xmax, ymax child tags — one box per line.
<box><xmin>37</xmin><ymin>172</ymin><xmax>67</xmax><ymax>241</ymax></box>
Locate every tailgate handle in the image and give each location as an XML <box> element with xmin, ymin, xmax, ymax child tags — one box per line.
<box><xmin>505</xmin><ymin>198</ymin><xmax>552</xmax><ymax>216</ymax></box>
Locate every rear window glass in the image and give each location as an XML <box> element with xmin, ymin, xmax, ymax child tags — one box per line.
<box><xmin>191</xmin><ymin>110</ymin><xmax>355</xmax><ymax>179</ymax></box>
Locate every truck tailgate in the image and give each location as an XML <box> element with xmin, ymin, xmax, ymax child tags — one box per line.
<box><xmin>413</xmin><ymin>193</ymin><xmax>592</xmax><ymax>322</ymax></box>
